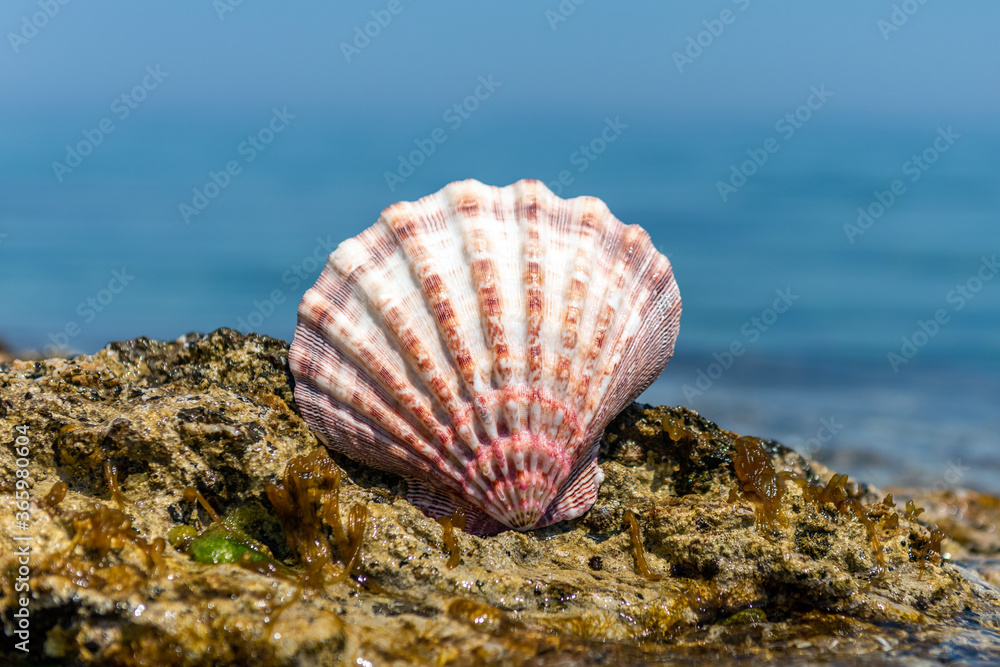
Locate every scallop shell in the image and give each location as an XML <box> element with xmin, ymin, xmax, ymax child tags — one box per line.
<box><xmin>289</xmin><ymin>179</ymin><xmax>681</xmax><ymax>534</ymax></box>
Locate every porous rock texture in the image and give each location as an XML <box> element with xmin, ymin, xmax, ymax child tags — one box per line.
<box><xmin>1</xmin><ymin>330</ymin><xmax>999</xmax><ymax>665</ymax></box>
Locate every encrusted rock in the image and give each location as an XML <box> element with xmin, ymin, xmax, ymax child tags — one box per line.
<box><xmin>2</xmin><ymin>330</ymin><xmax>998</xmax><ymax>665</ymax></box>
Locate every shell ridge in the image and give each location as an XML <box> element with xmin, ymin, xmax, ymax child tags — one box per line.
<box><xmin>305</xmin><ymin>293</ymin><xmax>450</xmax><ymax>451</ymax></box>
<box><xmin>404</xmin><ymin>476</ymin><xmax>460</xmax><ymax>518</ymax></box>
<box><xmin>538</xmin><ymin>449</ymin><xmax>604</xmax><ymax>527</ymax></box>
<box><xmin>379</xmin><ymin>308</ymin><xmax>480</xmax><ymax>456</ymax></box>
<box><xmin>298</xmin><ymin>351</ymin><xmax>470</xmax><ymax>484</ymax></box>
<box><xmin>370</xmin><ymin>293</ymin><xmax>478</xmax><ymax>454</ymax></box>
<box><xmin>405</xmin><ymin>474</ymin><xmax>506</xmax><ymax>534</ymax></box>
<box><xmin>576</xmin><ymin>224</ymin><xmax>655</xmax><ymax>434</ymax></box>
<box><xmin>520</xmin><ymin>183</ymin><xmax>546</xmax><ymax>436</ymax></box>
<box><xmin>398</xmin><ymin>192</ymin><xmax>499</xmax><ymax>448</ymax></box>
<box><xmin>446</xmin><ymin>182</ymin><xmax>510</xmax><ymax>444</ymax></box>
<box><xmin>590</xmin><ymin>266</ymin><xmax>680</xmax><ymax>432</ymax></box>
<box><xmin>433</xmin><ymin>187</ymin><xmax>496</xmax><ymax>400</ymax></box>
<box><xmin>387</xmin><ymin>200</ymin><xmax>477</xmax><ymax>396</ymax></box>
<box><xmin>377</xmin><ymin>201</ymin><xmax>486</xmax><ymax>454</ymax></box>
<box><xmin>295</xmin><ymin>380</ymin><xmax>465</xmax><ymax>489</ymax></box>
<box><xmin>595</xmin><ymin>270</ymin><xmax>681</xmax><ymax>429</ymax></box>
<box><xmin>561</xmin><ymin>204</ymin><xmax>613</xmax><ymax>421</ymax></box>
<box><xmin>550</xmin><ymin>197</ymin><xmax>610</xmax><ymax>450</ymax></box>
<box><xmin>305</xmin><ymin>242</ymin><xmax>476</xmax><ymax>466</ymax></box>
<box><xmin>533</xmin><ymin>184</ymin><xmax>568</xmax><ymax>441</ymax></box>
<box><xmin>476</xmin><ymin>431</ymin><xmax>568</xmax><ymax>530</ymax></box>
<box><xmin>458</xmin><ymin>184</ymin><xmax>526</xmax><ymax>438</ymax></box>
<box><xmin>553</xmin><ymin>197</ymin><xmax>597</xmax><ymax>397</ymax></box>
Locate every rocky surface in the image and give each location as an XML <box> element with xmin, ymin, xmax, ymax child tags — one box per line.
<box><xmin>1</xmin><ymin>329</ymin><xmax>999</xmax><ymax>666</ymax></box>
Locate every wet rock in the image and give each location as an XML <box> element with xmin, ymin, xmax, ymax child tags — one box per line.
<box><xmin>888</xmin><ymin>487</ymin><xmax>1000</xmax><ymax>590</ymax></box>
<box><xmin>887</xmin><ymin>487</ymin><xmax>1000</xmax><ymax>556</ymax></box>
<box><xmin>1</xmin><ymin>330</ymin><xmax>999</xmax><ymax>665</ymax></box>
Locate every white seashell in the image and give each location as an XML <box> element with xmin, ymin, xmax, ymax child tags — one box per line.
<box><xmin>289</xmin><ymin>179</ymin><xmax>681</xmax><ymax>534</ymax></box>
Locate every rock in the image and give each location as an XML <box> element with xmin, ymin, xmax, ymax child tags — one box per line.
<box><xmin>886</xmin><ymin>487</ymin><xmax>1000</xmax><ymax>556</ymax></box>
<box><xmin>2</xmin><ymin>330</ymin><xmax>999</xmax><ymax>665</ymax></box>
<box><xmin>886</xmin><ymin>487</ymin><xmax>1000</xmax><ymax>589</ymax></box>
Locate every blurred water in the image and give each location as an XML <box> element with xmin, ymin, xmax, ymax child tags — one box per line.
<box><xmin>1</xmin><ymin>113</ymin><xmax>997</xmax><ymax>492</ymax></box>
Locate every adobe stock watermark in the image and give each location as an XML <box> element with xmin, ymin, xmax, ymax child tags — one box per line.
<box><xmin>682</xmin><ymin>288</ymin><xmax>800</xmax><ymax>401</ymax></box>
<box><xmin>716</xmin><ymin>84</ymin><xmax>833</xmax><ymax>202</ymax></box>
<box><xmin>11</xmin><ymin>424</ymin><xmax>34</xmax><ymax>653</ymax></box>
<box><xmin>787</xmin><ymin>417</ymin><xmax>844</xmax><ymax>458</ymax></box>
<box><xmin>672</xmin><ymin>0</ymin><xmax>751</xmax><ymax>73</ymax></box>
<box><xmin>233</xmin><ymin>236</ymin><xmax>338</xmax><ymax>332</ymax></box>
<box><xmin>51</xmin><ymin>66</ymin><xmax>169</xmax><ymax>182</ymax></box>
<box><xmin>341</xmin><ymin>0</ymin><xmax>413</xmax><ymax>63</ymax></box>
<box><xmin>178</xmin><ymin>106</ymin><xmax>296</xmax><ymax>224</ymax></box>
<box><xmin>383</xmin><ymin>75</ymin><xmax>501</xmax><ymax>192</ymax></box>
<box><xmin>545</xmin><ymin>0</ymin><xmax>586</xmax><ymax>31</ymax></box>
<box><xmin>927</xmin><ymin>459</ymin><xmax>970</xmax><ymax>494</ymax></box>
<box><xmin>213</xmin><ymin>0</ymin><xmax>245</xmax><ymax>21</ymax></box>
<box><xmin>888</xmin><ymin>254</ymin><xmax>997</xmax><ymax>372</ymax></box>
<box><xmin>546</xmin><ymin>116</ymin><xmax>628</xmax><ymax>196</ymax></box>
<box><xmin>7</xmin><ymin>0</ymin><xmax>71</xmax><ymax>54</ymax></box>
<box><xmin>43</xmin><ymin>268</ymin><xmax>135</xmax><ymax>356</ymax></box>
<box><xmin>844</xmin><ymin>126</ymin><xmax>959</xmax><ymax>244</ymax></box>
<box><xmin>877</xmin><ymin>0</ymin><xmax>929</xmax><ymax>41</ymax></box>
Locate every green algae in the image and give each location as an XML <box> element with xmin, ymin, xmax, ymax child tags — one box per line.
<box><xmin>189</xmin><ymin>532</ymin><xmax>269</xmax><ymax>565</ymax></box>
<box><xmin>177</xmin><ymin>497</ymin><xmax>283</xmax><ymax>566</ymax></box>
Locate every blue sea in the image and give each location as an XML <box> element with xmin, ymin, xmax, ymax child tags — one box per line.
<box><xmin>1</xmin><ymin>112</ymin><xmax>998</xmax><ymax>493</ymax></box>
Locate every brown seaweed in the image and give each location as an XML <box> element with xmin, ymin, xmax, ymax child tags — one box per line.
<box><xmin>437</xmin><ymin>507</ymin><xmax>467</xmax><ymax>568</ymax></box>
<box><xmin>624</xmin><ymin>510</ymin><xmax>662</xmax><ymax>581</ymax></box>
